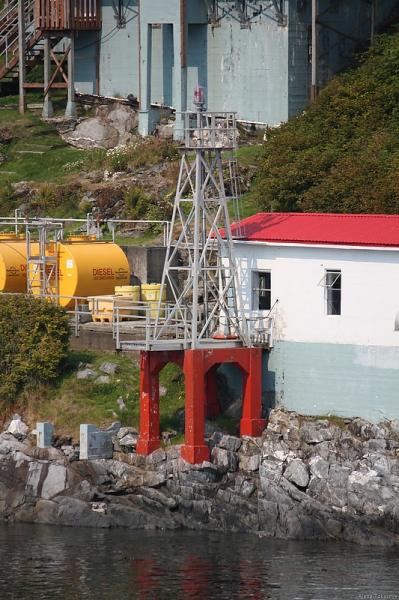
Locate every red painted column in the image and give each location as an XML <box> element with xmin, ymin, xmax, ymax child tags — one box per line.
<box><xmin>205</xmin><ymin>365</ymin><xmax>220</xmax><ymax>418</ymax></box>
<box><xmin>136</xmin><ymin>351</ymin><xmax>161</xmax><ymax>454</ymax></box>
<box><xmin>240</xmin><ymin>348</ymin><xmax>266</xmax><ymax>437</ymax></box>
<box><xmin>181</xmin><ymin>349</ymin><xmax>210</xmax><ymax>464</ymax></box>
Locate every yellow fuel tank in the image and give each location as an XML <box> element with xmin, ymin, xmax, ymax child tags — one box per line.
<box><xmin>0</xmin><ymin>233</ymin><xmax>27</xmax><ymax>293</ymax></box>
<box><xmin>57</xmin><ymin>237</ymin><xmax>130</xmax><ymax>308</ymax></box>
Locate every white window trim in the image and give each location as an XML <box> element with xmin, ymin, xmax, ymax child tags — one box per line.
<box><xmin>252</xmin><ymin>270</ymin><xmax>271</xmax><ymax>312</ymax></box>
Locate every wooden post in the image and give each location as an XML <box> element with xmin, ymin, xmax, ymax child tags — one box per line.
<box><xmin>18</xmin><ymin>0</ymin><xmax>26</xmax><ymax>114</ymax></box>
<box><xmin>65</xmin><ymin>33</ymin><xmax>77</xmax><ymax>118</ymax></box>
<box><xmin>311</xmin><ymin>0</ymin><xmax>318</xmax><ymax>102</ymax></box>
<box><xmin>42</xmin><ymin>35</ymin><xmax>54</xmax><ymax>118</ymax></box>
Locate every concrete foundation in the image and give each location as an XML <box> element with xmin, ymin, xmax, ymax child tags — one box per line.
<box><xmin>37</xmin><ymin>422</ymin><xmax>54</xmax><ymax>449</ymax></box>
<box><xmin>80</xmin><ymin>423</ymin><xmax>121</xmax><ymax>460</ymax></box>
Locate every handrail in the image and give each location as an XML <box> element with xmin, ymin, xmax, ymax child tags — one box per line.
<box><xmin>0</xmin><ymin>215</ymin><xmax>172</xmax><ymax>247</ymax></box>
<box><xmin>35</xmin><ymin>0</ymin><xmax>102</xmax><ymax>31</ymax></box>
<box><xmin>0</xmin><ymin>0</ymin><xmax>36</xmax><ymax>71</ymax></box>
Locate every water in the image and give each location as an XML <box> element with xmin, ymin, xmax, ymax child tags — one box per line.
<box><xmin>0</xmin><ymin>524</ymin><xmax>398</xmax><ymax>600</ymax></box>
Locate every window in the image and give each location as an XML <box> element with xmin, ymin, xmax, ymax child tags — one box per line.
<box><xmin>252</xmin><ymin>271</ymin><xmax>271</xmax><ymax>311</ymax></box>
<box><xmin>325</xmin><ymin>269</ymin><xmax>341</xmax><ymax>315</ymax></box>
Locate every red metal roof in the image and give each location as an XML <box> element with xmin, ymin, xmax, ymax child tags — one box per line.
<box><xmin>231</xmin><ymin>213</ymin><xmax>399</xmax><ymax>248</ymax></box>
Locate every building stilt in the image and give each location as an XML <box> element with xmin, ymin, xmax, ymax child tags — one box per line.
<box><xmin>42</xmin><ymin>35</ymin><xmax>54</xmax><ymax>119</ymax></box>
<box><xmin>136</xmin><ymin>347</ymin><xmax>266</xmax><ymax>464</ymax></box>
<box><xmin>65</xmin><ymin>33</ymin><xmax>77</xmax><ymax>118</ymax></box>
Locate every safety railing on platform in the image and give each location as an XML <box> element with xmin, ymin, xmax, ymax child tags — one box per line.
<box><xmin>35</xmin><ymin>0</ymin><xmax>101</xmax><ymax>31</ymax></box>
<box><xmin>0</xmin><ymin>213</ymin><xmax>172</xmax><ymax>246</ymax></box>
<box><xmin>0</xmin><ymin>291</ymin><xmax>275</xmax><ymax>350</ymax></box>
<box><xmin>178</xmin><ymin>111</ymin><xmax>238</xmax><ymax>150</ymax></box>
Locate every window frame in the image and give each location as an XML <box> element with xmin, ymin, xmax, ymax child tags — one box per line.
<box><xmin>252</xmin><ymin>270</ymin><xmax>271</xmax><ymax>311</ymax></box>
<box><xmin>323</xmin><ymin>269</ymin><xmax>342</xmax><ymax>316</ymax></box>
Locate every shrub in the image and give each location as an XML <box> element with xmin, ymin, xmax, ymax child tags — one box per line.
<box><xmin>252</xmin><ymin>26</ymin><xmax>399</xmax><ymax>214</ymax></box>
<box><xmin>0</xmin><ymin>295</ymin><xmax>70</xmax><ymax>404</ymax></box>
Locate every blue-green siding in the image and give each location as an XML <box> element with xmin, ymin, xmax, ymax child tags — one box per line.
<box><xmin>266</xmin><ymin>341</ymin><xmax>399</xmax><ymax>423</ymax></box>
<box><xmin>74</xmin><ymin>0</ymin><xmax>399</xmax><ymax>126</ymax></box>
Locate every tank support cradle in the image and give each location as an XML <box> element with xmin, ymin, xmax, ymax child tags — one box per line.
<box><xmin>136</xmin><ymin>347</ymin><xmax>266</xmax><ymax>464</ymax></box>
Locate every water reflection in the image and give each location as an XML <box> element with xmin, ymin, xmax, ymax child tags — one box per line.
<box><xmin>0</xmin><ymin>524</ymin><xmax>398</xmax><ymax>599</ymax></box>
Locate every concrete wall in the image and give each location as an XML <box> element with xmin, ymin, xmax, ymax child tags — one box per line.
<box><xmin>266</xmin><ymin>340</ymin><xmax>399</xmax><ymax>423</ymax></box>
<box><xmin>121</xmin><ymin>246</ymin><xmax>167</xmax><ymax>286</ymax></box>
<box><xmin>75</xmin><ymin>31</ymin><xmax>98</xmax><ymax>95</ymax></box>
<box><xmin>99</xmin><ymin>0</ymin><xmax>140</xmax><ymax>98</ymax></box>
<box><xmin>207</xmin><ymin>18</ymin><xmax>288</xmax><ymax>124</ymax></box>
<box><xmin>75</xmin><ymin>0</ymin><xmax>399</xmax><ymax>125</ymax></box>
<box><xmin>233</xmin><ymin>241</ymin><xmax>399</xmax><ymax>421</ymax></box>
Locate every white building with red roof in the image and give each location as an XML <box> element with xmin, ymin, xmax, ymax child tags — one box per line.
<box><xmin>230</xmin><ymin>212</ymin><xmax>399</xmax><ymax>422</ymax></box>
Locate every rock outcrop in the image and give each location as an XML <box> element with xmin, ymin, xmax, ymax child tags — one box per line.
<box><xmin>62</xmin><ymin>104</ymin><xmax>138</xmax><ymax>149</ymax></box>
<box><xmin>1</xmin><ymin>409</ymin><xmax>399</xmax><ymax>546</ymax></box>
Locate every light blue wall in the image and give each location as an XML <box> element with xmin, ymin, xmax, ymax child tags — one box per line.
<box><xmin>207</xmin><ymin>18</ymin><xmax>288</xmax><ymax>123</ymax></box>
<box><xmin>99</xmin><ymin>0</ymin><xmax>139</xmax><ymax>98</ymax></box>
<box><xmin>75</xmin><ymin>0</ymin><xmax>399</xmax><ymax>123</ymax></box>
<box><xmin>75</xmin><ymin>32</ymin><xmax>98</xmax><ymax>95</ymax></box>
<box><xmin>266</xmin><ymin>341</ymin><xmax>399</xmax><ymax>423</ymax></box>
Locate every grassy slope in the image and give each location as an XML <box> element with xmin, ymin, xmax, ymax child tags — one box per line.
<box><xmin>252</xmin><ymin>24</ymin><xmax>399</xmax><ymax>214</ymax></box>
<box><xmin>17</xmin><ymin>350</ymin><xmax>185</xmax><ymax>442</ymax></box>
<box><xmin>0</xmin><ymin>107</ymin><xmax>84</xmax><ymax>184</ymax></box>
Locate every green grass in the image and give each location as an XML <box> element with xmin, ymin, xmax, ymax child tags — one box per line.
<box><xmin>20</xmin><ymin>350</ymin><xmax>185</xmax><ymax>441</ymax></box>
<box><xmin>17</xmin><ymin>349</ymin><xmax>239</xmax><ymax>442</ymax></box>
<box><xmin>0</xmin><ymin>108</ymin><xmax>84</xmax><ymax>184</ymax></box>
<box><xmin>300</xmin><ymin>414</ymin><xmax>348</xmax><ymax>429</ymax></box>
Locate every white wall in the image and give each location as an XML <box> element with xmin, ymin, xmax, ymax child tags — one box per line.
<box><xmin>234</xmin><ymin>242</ymin><xmax>399</xmax><ymax>348</ymax></box>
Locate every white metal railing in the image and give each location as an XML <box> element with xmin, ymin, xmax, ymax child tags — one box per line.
<box><xmin>0</xmin><ymin>213</ymin><xmax>171</xmax><ymax>247</ymax></box>
<box><xmin>107</xmin><ymin>219</ymin><xmax>171</xmax><ymax>246</ymax></box>
<box><xmin>177</xmin><ymin>112</ymin><xmax>238</xmax><ymax>150</ymax></box>
<box><xmin>113</xmin><ymin>302</ymin><xmax>190</xmax><ymax>351</ymax></box>
<box><xmin>0</xmin><ymin>291</ymin><xmax>275</xmax><ymax>350</ymax></box>
<box><xmin>0</xmin><ymin>0</ymin><xmax>36</xmax><ymax>72</ymax></box>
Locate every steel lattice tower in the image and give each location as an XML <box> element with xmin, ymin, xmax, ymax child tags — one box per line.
<box><xmin>152</xmin><ymin>89</ymin><xmax>249</xmax><ymax>350</ymax></box>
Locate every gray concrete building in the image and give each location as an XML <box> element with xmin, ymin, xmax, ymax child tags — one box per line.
<box><xmin>72</xmin><ymin>0</ymin><xmax>398</xmax><ymax>135</ymax></box>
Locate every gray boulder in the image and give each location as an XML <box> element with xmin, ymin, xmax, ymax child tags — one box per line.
<box><xmin>239</xmin><ymin>454</ymin><xmax>260</xmax><ymax>472</ymax></box>
<box><xmin>63</xmin><ymin>103</ymin><xmax>138</xmax><ymax>149</ymax></box>
<box><xmin>7</xmin><ymin>415</ymin><xmax>29</xmax><ymax>440</ymax></box>
<box><xmin>219</xmin><ymin>435</ymin><xmax>242</xmax><ymax>453</ymax></box>
<box><xmin>309</xmin><ymin>456</ymin><xmax>330</xmax><ymax>479</ymax></box>
<box><xmin>212</xmin><ymin>447</ymin><xmax>238</xmax><ymax>472</ymax></box>
<box><xmin>99</xmin><ymin>362</ymin><xmax>119</xmax><ymax>375</ymax></box>
<box><xmin>284</xmin><ymin>459</ymin><xmax>309</xmax><ymax>488</ymax></box>
<box><xmin>63</xmin><ymin>119</ymin><xmax>119</xmax><ymax>150</ymax></box>
<box><xmin>95</xmin><ymin>375</ymin><xmax>110</xmax><ymax>385</ymax></box>
<box><xmin>267</xmin><ymin>408</ymin><xmax>300</xmax><ymax>434</ymax></box>
<box><xmin>76</xmin><ymin>368</ymin><xmax>96</xmax><ymax>380</ymax></box>
<box><xmin>348</xmin><ymin>418</ymin><xmax>389</xmax><ymax>440</ymax></box>
<box><xmin>116</xmin><ymin>426</ymin><xmax>138</xmax><ymax>440</ymax></box>
<box><xmin>118</xmin><ymin>433</ymin><xmax>138</xmax><ymax>452</ymax></box>
<box><xmin>300</xmin><ymin>420</ymin><xmax>334</xmax><ymax>444</ymax></box>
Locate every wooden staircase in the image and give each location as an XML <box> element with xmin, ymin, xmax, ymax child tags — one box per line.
<box><xmin>0</xmin><ymin>0</ymin><xmax>42</xmax><ymax>85</ymax></box>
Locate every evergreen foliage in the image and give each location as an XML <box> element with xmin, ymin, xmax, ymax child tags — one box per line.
<box><xmin>0</xmin><ymin>296</ymin><xmax>70</xmax><ymax>403</ymax></box>
<box><xmin>253</xmin><ymin>27</ymin><xmax>399</xmax><ymax>214</ymax></box>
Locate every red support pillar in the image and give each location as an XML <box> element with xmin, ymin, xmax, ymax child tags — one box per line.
<box><xmin>205</xmin><ymin>365</ymin><xmax>220</xmax><ymax>418</ymax></box>
<box><xmin>181</xmin><ymin>350</ymin><xmax>210</xmax><ymax>464</ymax></box>
<box><xmin>136</xmin><ymin>351</ymin><xmax>161</xmax><ymax>455</ymax></box>
<box><xmin>240</xmin><ymin>348</ymin><xmax>266</xmax><ymax>437</ymax></box>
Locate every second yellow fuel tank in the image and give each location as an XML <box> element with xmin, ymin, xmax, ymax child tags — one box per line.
<box><xmin>0</xmin><ymin>233</ymin><xmax>27</xmax><ymax>293</ymax></box>
<box><xmin>56</xmin><ymin>236</ymin><xmax>130</xmax><ymax>308</ymax></box>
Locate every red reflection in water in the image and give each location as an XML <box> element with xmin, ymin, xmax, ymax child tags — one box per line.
<box><xmin>180</xmin><ymin>554</ymin><xmax>212</xmax><ymax>598</ymax></box>
<box><xmin>238</xmin><ymin>559</ymin><xmax>264</xmax><ymax>600</ymax></box>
